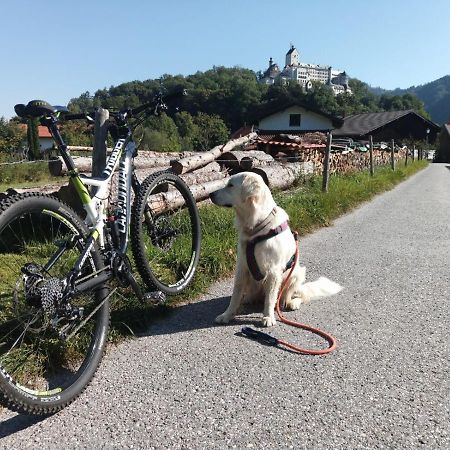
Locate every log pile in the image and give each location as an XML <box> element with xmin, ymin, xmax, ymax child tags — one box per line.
<box><xmin>6</xmin><ymin>131</ymin><xmax>411</xmax><ymax>209</ymax></box>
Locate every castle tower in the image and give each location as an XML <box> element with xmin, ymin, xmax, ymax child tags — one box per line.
<box><xmin>285</xmin><ymin>45</ymin><xmax>299</xmax><ymax>67</ymax></box>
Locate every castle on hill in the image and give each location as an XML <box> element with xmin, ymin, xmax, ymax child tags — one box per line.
<box><xmin>258</xmin><ymin>45</ymin><xmax>352</xmax><ymax>95</ymax></box>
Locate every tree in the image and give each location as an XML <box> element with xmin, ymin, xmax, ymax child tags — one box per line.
<box><xmin>192</xmin><ymin>113</ymin><xmax>229</xmax><ymax>151</ymax></box>
<box><xmin>0</xmin><ymin>118</ymin><xmax>26</xmax><ymax>153</ymax></box>
<box><xmin>174</xmin><ymin>111</ymin><xmax>199</xmax><ymax>151</ymax></box>
<box><xmin>140</xmin><ymin>113</ymin><xmax>181</xmax><ymax>152</ymax></box>
<box><xmin>27</xmin><ymin>118</ymin><xmax>40</xmax><ymax>160</ymax></box>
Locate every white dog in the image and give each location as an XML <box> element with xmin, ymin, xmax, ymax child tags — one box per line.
<box><xmin>209</xmin><ymin>172</ymin><xmax>342</xmax><ymax>327</ymax></box>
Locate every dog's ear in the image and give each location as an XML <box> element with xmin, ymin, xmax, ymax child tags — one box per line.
<box><xmin>244</xmin><ymin>176</ymin><xmax>265</xmax><ymax>206</ymax></box>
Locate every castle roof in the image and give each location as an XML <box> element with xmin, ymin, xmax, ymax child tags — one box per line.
<box><xmin>286</xmin><ymin>45</ymin><xmax>296</xmax><ymax>55</ymax></box>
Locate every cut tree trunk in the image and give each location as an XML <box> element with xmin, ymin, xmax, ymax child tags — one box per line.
<box><xmin>170</xmin><ymin>133</ymin><xmax>257</xmax><ymax>175</ymax></box>
<box><xmin>148</xmin><ymin>177</ymin><xmax>229</xmax><ymax>213</ymax></box>
<box><xmin>250</xmin><ymin>162</ymin><xmax>313</xmax><ymax>189</ymax></box>
<box><xmin>216</xmin><ymin>150</ymin><xmax>274</xmax><ymax>170</ymax></box>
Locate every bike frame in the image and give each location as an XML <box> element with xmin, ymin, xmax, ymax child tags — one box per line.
<box><xmin>43</xmin><ymin>116</ymin><xmax>141</xmax><ymax>294</ymax></box>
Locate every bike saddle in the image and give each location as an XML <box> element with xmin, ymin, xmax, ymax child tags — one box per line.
<box><xmin>14</xmin><ymin>100</ymin><xmax>69</xmax><ymax>118</ymax></box>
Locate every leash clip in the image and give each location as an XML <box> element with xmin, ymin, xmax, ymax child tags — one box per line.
<box><xmin>241</xmin><ymin>327</ymin><xmax>279</xmax><ymax>346</ymax></box>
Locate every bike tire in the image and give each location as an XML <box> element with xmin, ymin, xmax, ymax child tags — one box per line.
<box><xmin>0</xmin><ymin>193</ymin><xmax>109</xmax><ymax>415</ymax></box>
<box><xmin>131</xmin><ymin>171</ymin><xmax>201</xmax><ymax>295</ymax></box>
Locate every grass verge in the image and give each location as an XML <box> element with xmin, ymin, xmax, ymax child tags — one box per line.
<box><xmin>0</xmin><ymin>161</ymin><xmax>62</xmax><ymax>192</ymax></box>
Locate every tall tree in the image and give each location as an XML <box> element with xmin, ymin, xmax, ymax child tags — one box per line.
<box><xmin>27</xmin><ymin>118</ymin><xmax>40</xmax><ymax>160</ymax></box>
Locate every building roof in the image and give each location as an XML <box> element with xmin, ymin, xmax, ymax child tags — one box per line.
<box><xmin>333</xmin><ymin>110</ymin><xmax>440</xmax><ymax>137</ymax></box>
<box><xmin>254</xmin><ymin>100</ymin><xmax>344</xmax><ymax>128</ymax></box>
<box><xmin>286</xmin><ymin>45</ymin><xmax>296</xmax><ymax>55</ymax></box>
<box><xmin>18</xmin><ymin>123</ymin><xmax>53</xmax><ymax>138</ymax></box>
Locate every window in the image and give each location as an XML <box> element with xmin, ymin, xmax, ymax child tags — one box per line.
<box><xmin>289</xmin><ymin>114</ymin><xmax>301</xmax><ymax>127</ymax></box>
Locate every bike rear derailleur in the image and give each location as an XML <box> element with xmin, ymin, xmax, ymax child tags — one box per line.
<box><xmin>21</xmin><ymin>263</ymin><xmax>84</xmax><ymax>338</ymax></box>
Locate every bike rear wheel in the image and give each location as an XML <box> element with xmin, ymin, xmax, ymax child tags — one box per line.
<box><xmin>0</xmin><ymin>194</ymin><xmax>109</xmax><ymax>415</ymax></box>
<box><xmin>131</xmin><ymin>171</ymin><xmax>201</xmax><ymax>295</ymax></box>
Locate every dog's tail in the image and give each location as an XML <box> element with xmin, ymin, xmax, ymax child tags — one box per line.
<box><xmin>298</xmin><ymin>277</ymin><xmax>343</xmax><ymax>301</ymax></box>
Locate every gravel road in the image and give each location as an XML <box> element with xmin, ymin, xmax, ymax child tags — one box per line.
<box><xmin>1</xmin><ymin>163</ymin><xmax>449</xmax><ymax>449</ymax></box>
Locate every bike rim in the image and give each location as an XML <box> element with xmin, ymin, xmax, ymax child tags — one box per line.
<box><xmin>0</xmin><ymin>207</ymin><xmax>103</xmax><ymax>400</ymax></box>
<box><xmin>141</xmin><ymin>179</ymin><xmax>198</xmax><ymax>290</ymax></box>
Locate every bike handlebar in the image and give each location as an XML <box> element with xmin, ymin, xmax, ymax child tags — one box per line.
<box><xmin>63</xmin><ymin>89</ymin><xmax>187</xmax><ymax>123</ymax></box>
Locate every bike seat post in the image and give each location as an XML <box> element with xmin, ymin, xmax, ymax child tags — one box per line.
<box><xmin>42</xmin><ymin>115</ymin><xmax>77</xmax><ymax>173</ymax></box>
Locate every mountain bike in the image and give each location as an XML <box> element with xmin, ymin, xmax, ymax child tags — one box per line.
<box><xmin>0</xmin><ymin>93</ymin><xmax>201</xmax><ymax>415</ymax></box>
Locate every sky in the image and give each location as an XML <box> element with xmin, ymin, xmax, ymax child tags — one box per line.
<box><xmin>1</xmin><ymin>0</ymin><xmax>449</xmax><ymax>118</ymax></box>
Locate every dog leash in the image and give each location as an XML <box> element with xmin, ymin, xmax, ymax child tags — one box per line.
<box><xmin>241</xmin><ymin>232</ymin><xmax>338</xmax><ymax>355</ymax></box>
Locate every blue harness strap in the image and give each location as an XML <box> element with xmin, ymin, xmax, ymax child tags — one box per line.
<box><xmin>246</xmin><ymin>221</ymin><xmax>295</xmax><ymax>281</ymax></box>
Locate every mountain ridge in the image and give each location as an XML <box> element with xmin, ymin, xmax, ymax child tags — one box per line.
<box><xmin>369</xmin><ymin>75</ymin><xmax>450</xmax><ymax>124</ymax></box>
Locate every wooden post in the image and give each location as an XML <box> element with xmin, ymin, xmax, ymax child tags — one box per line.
<box><xmin>322</xmin><ymin>132</ymin><xmax>332</xmax><ymax>192</ymax></box>
<box><xmin>369</xmin><ymin>135</ymin><xmax>374</xmax><ymax>176</ymax></box>
<box><xmin>412</xmin><ymin>144</ymin><xmax>415</xmax><ymax>161</ymax></box>
<box><xmin>92</xmin><ymin>108</ymin><xmax>109</xmax><ymax>178</ymax></box>
<box><xmin>391</xmin><ymin>139</ymin><xmax>395</xmax><ymax>171</ymax></box>
<box><xmin>405</xmin><ymin>145</ymin><xmax>409</xmax><ymax>166</ymax></box>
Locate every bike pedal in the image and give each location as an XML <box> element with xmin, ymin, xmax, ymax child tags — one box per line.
<box><xmin>143</xmin><ymin>291</ymin><xmax>166</xmax><ymax>304</ymax></box>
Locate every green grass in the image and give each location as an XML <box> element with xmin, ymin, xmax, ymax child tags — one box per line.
<box><xmin>0</xmin><ymin>160</ymin><xmax>63</xmax><ymax>192</ymax></box>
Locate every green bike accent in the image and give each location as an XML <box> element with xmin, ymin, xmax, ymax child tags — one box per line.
<box><xmin>42</xmin><ymin>209</ymin><xmax>79</xmax><ymax>233</ymax></box>
<box><xmin>70</xmin><ymin>174</ymin><xmax>91</xmax><ymax>205</ymax></box>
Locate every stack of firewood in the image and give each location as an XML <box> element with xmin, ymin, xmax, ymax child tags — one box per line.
<box><xmin>7</xmin><ymin>133</ymin><xmax>410</xmax><ymax>209</ymax></box>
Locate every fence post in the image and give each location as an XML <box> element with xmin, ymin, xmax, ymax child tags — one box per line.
<box><xmin>93</xmin><ymin>108</ymin><xmax>109</xmax><ymax>178</ymax></box>
<box><xmin>369</xmin><ymin>135</ymin><xmax>374</xmax><ymax>176</ymax></box>
<box><xmin>391</xmin><ymin>139</ymin><xmax>395</xmax><ymax>170</ymax></box>
<box><xmin>405</xmin><ymin>145</ymin><xmax>409</xmax><ymax>166</ymax></box>
<box><xmin>322</xmin><ymin>132</ymin><xmax>332</xmax><ymax>193</ymax></box>
<box><xmin>412</xmin><ymin>144</ymin><xmax>415</xmax><ymax>161</ymax></box>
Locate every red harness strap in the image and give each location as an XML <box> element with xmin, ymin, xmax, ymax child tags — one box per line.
<box><xmin>246</xmin><ymin>221</ymin><xmax>294</xmax><ymax>281</ymax></box>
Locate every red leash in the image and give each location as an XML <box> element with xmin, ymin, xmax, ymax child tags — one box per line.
<box><xmin>242</xmin><ymin>232</ymin><xmax>337</xmax><ymax>355</ymax></box>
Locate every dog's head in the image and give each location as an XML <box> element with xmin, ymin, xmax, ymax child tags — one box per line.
<box><xmin>210</xmin><ymin>172</ymin><xmax>273</xmax><ymax>215</ymax></box>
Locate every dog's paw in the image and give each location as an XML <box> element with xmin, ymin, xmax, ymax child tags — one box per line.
<box><xmin>285</xmin><ymin>297</ymin><xmax>304</xmax><ymax>310</ymax></box>
<box><xmin>261</xmin><ymin>316</ymin><xmax>276</xmax><ymax>327</ymax></box>
<box><xmin>215</xmin><ymin>313</ymin><xmax>233</xmax><ymax>324</ymax></box>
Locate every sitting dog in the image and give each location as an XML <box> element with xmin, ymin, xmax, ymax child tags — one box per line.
<box><xmin>209</xmin><ymin>172</ymin><xmax>342</xmax><ymax>327</ymax></box>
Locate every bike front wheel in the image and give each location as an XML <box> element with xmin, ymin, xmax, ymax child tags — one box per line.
<box><xmin>0</xmin><ymin>194</ymin><xmax>109</xmax><ymax>415</ymax></box>
<box><xmin>131</xmin><ymin>171</ymin><xmax>201</xmax><ymax>295</ymax></box>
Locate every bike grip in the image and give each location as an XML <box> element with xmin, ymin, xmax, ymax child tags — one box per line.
<box><xmin>241</xmin><ymin>327</ymin><xmax>279</xmax><ymax>346</ymax></box>
<box><xmin>64</xmin><ymin>113</ymin><xmax>88</xmax><ymax>121</ymax></box>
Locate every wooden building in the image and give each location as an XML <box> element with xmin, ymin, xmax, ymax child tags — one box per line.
<box><xmin>436</xmin><ymin>123</ymin><xmax>450</xmax><ymax>162</ymax></box>
<box><xmin>333</xmin><ymin>110</ymin><xmax>440</xmax><ymax>143</ymax></box>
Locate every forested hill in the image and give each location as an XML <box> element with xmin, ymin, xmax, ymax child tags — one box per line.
<box><xmin>370</xmin><ymin>75</ymin><xmax>450</xmax><ymax>125</ymax></box>
<box><xmin>66</xmin><ymin>67</ymin><xmax>431</xmax><ymax>151</ymax></box>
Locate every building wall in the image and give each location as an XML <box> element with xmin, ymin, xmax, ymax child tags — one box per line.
<box><xmin>39</xmin><ymin>137</ymin><xmax>54</xmax><ymax>151</ymax></box>
<box><xmin>258</xmin><ymin>105</ymin><xmax>334</xmax><ymax>131</ymax></box>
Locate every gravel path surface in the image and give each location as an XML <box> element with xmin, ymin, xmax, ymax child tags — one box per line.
<box><xmin>1</xmin><ymin>163</ymin><xmax>449</xmax><ymax>449</ymax></box>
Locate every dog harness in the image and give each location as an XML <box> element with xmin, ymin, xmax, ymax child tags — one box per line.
<box><xmin>246</xmin><ymin>221</ymin><xmax>296</xmax><ymax>281</ymax></box>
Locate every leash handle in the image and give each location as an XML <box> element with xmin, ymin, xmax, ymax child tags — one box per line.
<box><xmin>241</xmin><ymin>327</ymin><xmax>279</xmax><ymax>346</ymax></box>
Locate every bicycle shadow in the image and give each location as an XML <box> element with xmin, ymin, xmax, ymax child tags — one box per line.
<box><xmin>137</xmin><ymin>295</ymin><xmax>263</xmax><ymax>338</ymax></box>
<box><xmin>0</xmin><ymin>413</ymin><xmax>47</xmax><ymax>438</ymax></box>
